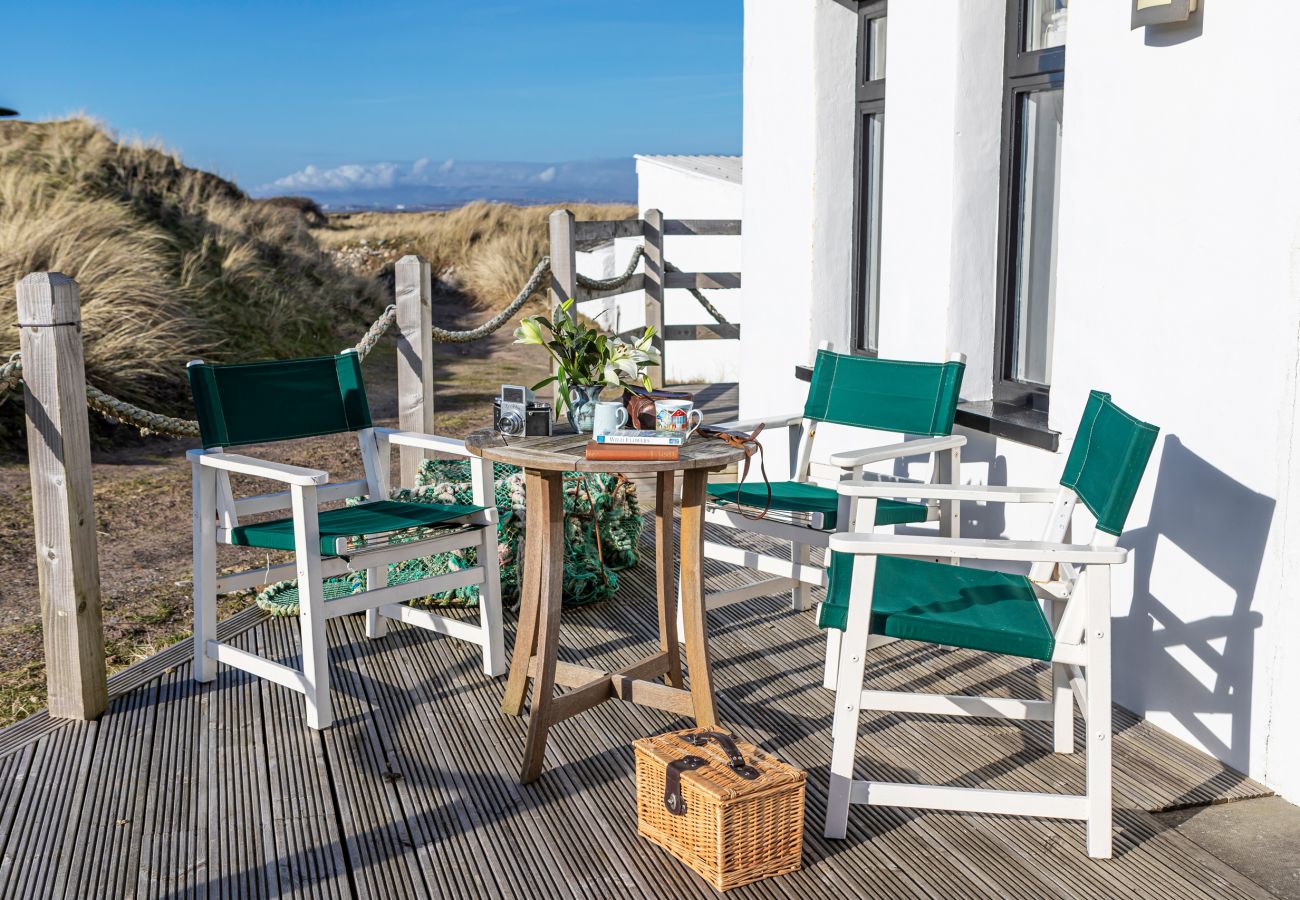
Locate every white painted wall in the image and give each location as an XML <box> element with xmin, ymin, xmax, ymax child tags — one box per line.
<box><xmin>741</xmin><ymin>0</ymin><xmax>1300</xmax><ymax>799</ymax></box>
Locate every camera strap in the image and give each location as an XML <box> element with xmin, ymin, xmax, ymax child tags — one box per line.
<box><xmin>697</xmin><ymin>423</ymin><xmax>772</xmax><ymax>520</ymax></box>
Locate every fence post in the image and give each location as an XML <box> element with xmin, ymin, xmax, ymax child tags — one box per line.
<box><xmin>547</xmin><ymin>209</ymin><xmax>577</xmax><ymax>412</ymax></box>
<box><xmin>394</xmin><ymin>255</ymin><xmax>435</xmax><ymax>486</ymax></box>
<box><xmin>642</xmin><ymin>208</ymin><xmax>666</xmax><ymax>390</ymax></box>
<box><xmin>17</xmin><ymin>273</ymin><xmax>108</xmax><ymax>720</ymax></box>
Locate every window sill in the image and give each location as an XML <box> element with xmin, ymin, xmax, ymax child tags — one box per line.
<box><xmin>794</xmin><ymin>365</ymin><xmax>1059</xmax><ymax>451</ymax></box>
<box><xmin>955</xmin><ymin>401</ymin><xmax>1059</xmax><ymax>452</ymax></box>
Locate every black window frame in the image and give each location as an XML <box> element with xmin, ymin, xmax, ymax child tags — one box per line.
<box><xmin>993</xmin><ymin>0</ymin><xmax>1066</xmax><ymax>410</ymax></box>
<box><xmin>850</xmin><ymin>1</ymin><xmax>887</xmax><ymax>356</ymax></box>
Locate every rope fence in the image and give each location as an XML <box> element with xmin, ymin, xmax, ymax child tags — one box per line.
<box><xmin>1</xmin><ymin>242</ymin><xmax>730</xmax><ymax>437</ymax></box>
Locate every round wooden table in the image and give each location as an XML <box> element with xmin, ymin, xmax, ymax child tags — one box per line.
<box><xmin>465</xmin><ymin>428</ymin><xmax>746</xmax><ymax>783</ymax></box>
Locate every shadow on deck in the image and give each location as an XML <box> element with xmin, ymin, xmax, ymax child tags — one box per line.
<box><xmin>0</xmin><ymin>484</ymin><xmax>1275</xmax><ymax>899</ymax></box>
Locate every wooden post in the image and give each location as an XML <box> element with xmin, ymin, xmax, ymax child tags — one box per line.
<box><xmin>16</xmin><ymin>273</ymin><xmax>108</xmax><ymax>720</ymax></box>
<box><xmin>642</xmin><ymin>209</ymin><xmax>666</xmax><ymax>390</ymax></box>
<box><xmin>547</xmin><ymin>209</ymin><xmax>577</xmax><ymax>412</ymax></box>
<box><xmin>394</xmin><ymin>255</ymin><xmax>435</xmax><ymax>486</ymax></box>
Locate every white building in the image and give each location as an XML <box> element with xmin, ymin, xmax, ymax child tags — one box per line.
<box><xmin>738</xmin><ymin>0</ymin><xmax>1300</xmax><ymax>803</ymax></box>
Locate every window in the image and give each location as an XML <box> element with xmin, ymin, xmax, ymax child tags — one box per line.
<box><xmin>852</xmin><ymin>2</ymin><xmax>887</xmax><ymax>355</ymax></box>
<box><xmin>995</xmin><ymin>0</ymin><xmax>1066</xmax><ymax>409</ymax></box>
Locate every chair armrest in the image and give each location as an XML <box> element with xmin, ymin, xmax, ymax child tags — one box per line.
<box><xmin>827</xmin><ymin>532</ymin><xmax>1127</xmax><ymax>565</ymax></box>
<box><xmin>827</xmin><ymin>434</ymin><xmax>966</xmax><ymax>469</ymax></box>
<box><xmin>835</xmin><ymin>481</ymin><xmax>1060</xmax><ymax>504</ymax></box>
<box><xmin>375</xmin><ymin>428</ymin><xmax>472</xmax><ymax>457</ymax></box>
<box><xmin>714</xmin><ymin>412</ymin><xmax>804</xmax><ymax>433</ymax></box>
<box><xmin>188</xmin><ymin>449</ymin><xmax>328</xmax><ymax>487</ymax></box>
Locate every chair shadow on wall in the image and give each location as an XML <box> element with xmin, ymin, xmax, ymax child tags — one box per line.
<box><xmin>1116</xmin><ymin>434</ymin><xmax>1270</xmax><ymax>786</ymax></box>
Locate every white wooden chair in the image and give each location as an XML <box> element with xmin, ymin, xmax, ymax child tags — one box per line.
<box><xmin>187</xmin><ymin>350</ymin><xmax>505</xmax><ymax>729</ymax></box>
<box><xmin>822</xmin><ymin>390</ymin><xmax>1158</xmax><ymax>858</ymax></box>
<box><xmin>697</xmin><ymin>344</ymin><xmax>967</xmax><ymax>688</ymax></box>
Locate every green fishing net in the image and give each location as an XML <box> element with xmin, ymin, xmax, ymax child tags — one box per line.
<box><xmin>255</xmin><ymin>457</ymin><xmax>643</xmax><ymax>615</ymax></box>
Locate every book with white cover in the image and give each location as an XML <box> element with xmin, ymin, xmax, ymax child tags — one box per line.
<box><xmin>593</xmin><ymin>429</ymin><xmax>685</xmax><ymax>446</ymax></box>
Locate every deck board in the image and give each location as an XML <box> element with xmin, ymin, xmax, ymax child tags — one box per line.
<box><xmin>0</xmin><ymin>513</ymin><xmax>1273</xmax><ymax>900</ymax></box>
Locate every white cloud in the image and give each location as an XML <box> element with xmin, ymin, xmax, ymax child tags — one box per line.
<box><xmin>439</xmin><ymin>158</ymin><xmax>455</xmax><ymax>173</ymax></box>
<box><xmin>536</xmin><ymin>166</ymin><xmax>557</xmax><ymax>183</ymax></box>
<box><xmin>411</xmin><ymin>157</ymin><xmax>430</xmax><ymax>174</ymax></box>
<box><xmin>263</xmin><ymin>161</ymin><xmax>400</xmax><ymax>192</ymax></box>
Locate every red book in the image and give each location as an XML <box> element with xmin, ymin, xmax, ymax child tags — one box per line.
<box><xmin>584</xmin><ymin>442</ymin><xmax>680</xmax><ymax>462</ymax></box>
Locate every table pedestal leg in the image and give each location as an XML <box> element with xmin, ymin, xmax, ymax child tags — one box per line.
<box><xmin>655</xmin><ymin>471</ymin><xmax>684</xmax><ymax>689</ymax></box>
<box><xmin>500</xmin><ymin>469</ymin><xmax>547</xmax><ymax>717</ymax></box>
<box><xmin>517</xmin><ymin>471</ymin><xmax>566</xmax><ymax>784</ymax></box>
<box><xmin>679</xmin><ymin>469</ymin><xmax>718</xmax><ymax>728</ymax></box>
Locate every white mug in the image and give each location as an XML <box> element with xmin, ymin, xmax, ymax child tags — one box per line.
<box><xmin>655</xmin><ymin>399</ymin><xmax>703</xmax><ymax>436</ymax></box>
<box><xmin>592</xmin><ymin>401</ymin><xmax>629</xmax><ymax>436</ymax></box>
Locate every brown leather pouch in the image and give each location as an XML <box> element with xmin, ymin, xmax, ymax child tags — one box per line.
<box><xmin>622</xmin><ymin>387</ymin><xmax>694</xmax><ymax>430</ymax></box>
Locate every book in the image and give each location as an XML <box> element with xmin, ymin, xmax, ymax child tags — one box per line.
<box><xmin>592</xmin><ymin>429</ymin><xmax>685</xmax><ymax>446</ymax></box>
<box><xmin>585</xmin><ymin>442</ymin><xmax>680</xmax><ymax>462</ymax></box>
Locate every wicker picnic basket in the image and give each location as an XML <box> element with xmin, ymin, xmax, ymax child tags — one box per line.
<box><xmin>632</xmin><ymin>727</ymin><xmax>806</xmax><ymax>891</ymax></box>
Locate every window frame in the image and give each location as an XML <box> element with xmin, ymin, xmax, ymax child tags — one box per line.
<box><xmin>993</xmin><ymin>0</ymin><xmax>1066</xmax><ymax>410</ymax></box>
<box><xmin>850</xmin><ymin>1</ymin><xmax>887</xmax><ymax>356</ymax></box>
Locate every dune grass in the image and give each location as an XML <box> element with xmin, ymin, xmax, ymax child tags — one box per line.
<box><xmin>0</xmin><ymin>117</ymin><xmax>386</xmax><ymax>431</ymax></box>
<box><xmin>314</xmin><ymin>200</ymin><xmax>636</xmax><ymax>308</ymax></box>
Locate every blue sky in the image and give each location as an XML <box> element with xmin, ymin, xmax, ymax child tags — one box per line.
<box><xmin>3</xmin><ymin>1</ymin><xmax>742</xmax><ymax>194</ymax></box>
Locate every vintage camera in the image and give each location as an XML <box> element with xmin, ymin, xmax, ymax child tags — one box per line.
<box><xmin>493</xmin><ymin>385</ymin><xmax>552</xmax><ymax>437</ymax></box>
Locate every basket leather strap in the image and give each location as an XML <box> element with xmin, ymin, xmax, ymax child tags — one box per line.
<box><xmin>663</xmin><ymin>755</ymin><xmax>707</xmax><ymax>816</ymax></box>
<box><xmin>680</xmin><ymin>731</ymin><xmax>760</xmax><ymax>780</ymax></box>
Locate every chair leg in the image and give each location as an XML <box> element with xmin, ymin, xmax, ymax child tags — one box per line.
<box><xmin>192</xmin><ymin>463</ymin><xmax>218</xmax><ymax>684</ymax></box>
<box><xmin>791</xmin><ymin>541</ymin><xmax>812</xmax><ymax>611</ymax></box>
<box><xmin>299</xmin><ymin>583</ymin><xmax>331</xmax><ymax>730</ymax></box>
<box><xmin>291</xmin><ymin>485</ymin><xmax>331</xmax><ymax>730</ymax></box>
<box><xmin>477</xmin><ymin>527</ymin><xmax>507</xmax><ymax>676</ymax></box>
<box><xmin>825</xmin><ymin>554</ymin><xmax>878</xmax><ymax>840</ymax></box>
<box><xmin>822</xmin><ymin>628</ymin><xmax>841</xmax><ymax>691</ymax></box>
<box><xmin>1085</xmin><ymin>569</ymin><xmax>1112</xmax><ymax>859</ymax></box>
<box><xmin>1052</xmin><ymin>663</ymin><xmax>1075</xmax><ymax>754</ymax></box>
<box><xmin>365</xmin><ymin>563</ymin><xmax>389</xmax><ymax>639</ymax></box>
<box><xmin>1051</xmin><ymin>598</ymin><xmax>1074</xmax><ymax>753</ymax></box>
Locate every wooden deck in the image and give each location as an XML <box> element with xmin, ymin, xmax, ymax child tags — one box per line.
<box><xmin>0</xmin><ymin>469</ymin><xmax>1275</xmax><ymax>898</ymax></box>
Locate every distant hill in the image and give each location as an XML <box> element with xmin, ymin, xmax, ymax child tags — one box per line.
<box><xmin>0</xmin><ymin>117</ymin><xmax>385</xmax><ymax>434</ymax></box>
<box><xmin>255</xmin><ymin>157</ymin><xmax>636</xmax><ymax>210</ymax></box>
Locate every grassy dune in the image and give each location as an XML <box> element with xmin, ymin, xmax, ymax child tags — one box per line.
<box><xmin>0</xmin><ymin>117</ymin><xmax>387</xmax><ymax>434</ymax></box>
<box><xmin>313</xmin><ymin>200</ymin><xmax>635</xmax><ymax>308</ymax></box>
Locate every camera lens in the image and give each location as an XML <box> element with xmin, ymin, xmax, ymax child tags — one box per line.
<box><xmin>499</xmin><ymin>411</ymin><xmax>524</xmax><ymax>435</ymax></box>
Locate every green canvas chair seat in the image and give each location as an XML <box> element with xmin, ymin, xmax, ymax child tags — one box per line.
<box><xmin>228</xmin><ymin>499</ymin><xmax>486</xmax><ymax>557</ymax></box>
<box><xmin>819</xmin><ymin>553</ymin><xmax>1054</xmax><ymax>661</ymax></box>
<box><xmin>706</xmin><ymin>481</ymin><xmax>929</xmax><ymax>530</ymax></box>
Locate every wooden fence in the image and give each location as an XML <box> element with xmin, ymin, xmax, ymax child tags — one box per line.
<box><xmin>546</xmin><ymin>208</ymin><xmax>741</xmax><ymax>391</ymax></box>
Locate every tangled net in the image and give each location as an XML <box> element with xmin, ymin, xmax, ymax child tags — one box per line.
<box><xmin>255</xmin><ymin>458</ymin><xmax>644</xmax><ymax>616</ymax></box>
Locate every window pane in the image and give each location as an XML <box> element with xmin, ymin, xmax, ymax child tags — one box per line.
<box><xmin>858</xmin><ymin>112</ymin><xmax>885</xmax><ymax>352</ymax></box>
<box><xmin>1024</xmin><ymin>0</ymin><xmax>1067</xmax><ymax>52</ymax></box>
<box><xmin>1011</xmin><ymin>89</ymin><xmax>1062</xmax><ymax>385</ymax></box>
<box><xmin>867</xmin><ymin>17</ymin><xmax>887</xmax><ymax>81</ymax></box>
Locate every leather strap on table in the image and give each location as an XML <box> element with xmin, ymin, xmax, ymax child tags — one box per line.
<box><xmin>697</xmin><ymin>423</ymin><xmax>772</xmax><ymax>520</ymax></box>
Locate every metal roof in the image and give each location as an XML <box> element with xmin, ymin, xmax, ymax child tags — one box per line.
<box><xmin>634</xmin><ymin>154</ymin><xmax>742</xmax><ymax>185</ymax></box>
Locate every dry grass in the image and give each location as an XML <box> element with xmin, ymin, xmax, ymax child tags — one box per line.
<box><xmin>315</xmin><ymin>200</ymin><xmax>635</xmax><ymax>308</ymax></box>
<box><xmin>0</xmin><ymin>117</ymin><xmax>387</xmax><ymax>428</ymax></box>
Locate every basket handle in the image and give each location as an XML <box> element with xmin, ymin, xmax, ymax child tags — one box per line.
<box><xmin>680</xmin><ymin>731</ymin><xmax>760</xmax><ymax>780</ymax></box>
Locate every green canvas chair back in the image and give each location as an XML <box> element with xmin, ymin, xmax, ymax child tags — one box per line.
<box><xmin>187</xmin><ymin>352</ymin><xmax>372</xmax><ymax>449</ymax></box>
<box><xmin>1060</xmin><ymin>390</ymin><xmax>1159</xmax><ymax>536</ymax></box>
<box><xmin>803</xmin><ymin>349</ymin><xmax>965</xmax><ymax>436</ymax></box>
